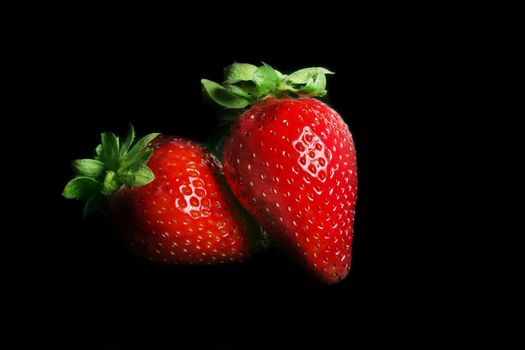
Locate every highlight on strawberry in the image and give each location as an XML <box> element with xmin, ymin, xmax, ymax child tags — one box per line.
<box><xmin>202</xmin><ymin>63</ymin><xmax>357</xmax><ymax>284</ymax></box>
<box><xmin>63</xmin><ymin>125</ymin><xmax>263</xmax><ymax>264</ymax></box>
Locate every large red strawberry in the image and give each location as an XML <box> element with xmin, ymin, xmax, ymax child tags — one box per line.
<box><xmin>202</xmin><ymin>64</ymin><xmax>357</xmax><ymax>283</ymax></box>
<box><xmin>63</xmin><ymin>125</ymin><xmax>261</xmax><ymax>264</ymax></box>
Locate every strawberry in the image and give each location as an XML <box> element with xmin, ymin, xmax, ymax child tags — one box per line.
<box><xmin>63</xmin><ymin>125</ymin><xmax>261</xmax><ymax>264</ymax></box>
<box><xmin>202</xmin><ymin>64</ymin><xmax>357</xmax><ymax>283</ymax></box>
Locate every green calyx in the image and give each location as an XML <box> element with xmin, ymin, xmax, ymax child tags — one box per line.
<box><xmin>63</xmin><ymin>124</ymin><xmax>160</xmax><ymax>217</ymax></box>
<box><xmin>201</xmin><ymin>63</ymin><xmax>334</xmax><ymax>110</ymax></box>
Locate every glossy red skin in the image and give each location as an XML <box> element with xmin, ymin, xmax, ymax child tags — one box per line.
<box><xmin>222</xmin><ymin>98</ymin><xmax>357</xmax><ymax>283</ymax></box>
<box><xmin>111</xmin><ymin>136</ymin><xmax>254</xmax><ymax>264</ymax></box>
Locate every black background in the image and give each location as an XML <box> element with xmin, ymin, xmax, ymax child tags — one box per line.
<box><xmin>7</xmin><ymin>4</ymin><xmax>521</xmax><ymax>349</ymax></box>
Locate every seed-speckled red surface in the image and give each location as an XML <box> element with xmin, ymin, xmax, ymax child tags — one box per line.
<box><xmin>222</xmin><ymin>98</ymin><xmax>357</xmax><ymax>283</ymax></box>
<box><xmin>111</xmin><ymin>136</ymin><xmax>254</xmax><ymax>264</ymax></box>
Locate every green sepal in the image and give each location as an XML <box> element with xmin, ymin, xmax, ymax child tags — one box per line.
<box><xmin>224</xmin><ymin>63</ymin><xmax>258</xmax><ymax>84</ymax></box>
<box><xmin>119</xmin><ymin>123</ymin><xmax>135</xmax><ymax>157</ymax></box>
<box><xmin>118</xmin><ymin>164</ymin><xmax>155</xmax><ymax>187</ymax></box>
<box><xmin>274</xmin><ymin>69</ymin><xmax>286</xmax><ymax>81</ymax></box>
<box><xmin>100</xmin><ymin>132</ymin><xmax>120</xmax><ymax>171</ymax></box>
<box><xmin>202</xmin><ymin>63</ymin><xmax>334</xmax><ymax>109</ymax></box>
<box><xmin>71</xmin><ymin>159</ymin><xmax>105</xmax><ymax>178</ymax></box>
<box><xmin>283</xmin><ymin>67</ymin><xmax>333</xmax><ymax>85</ymax></box>
<box><xmin>95</xmin><ymin>144</ymin><xmax>102</xmax><ymax>158</ymax></box>
<box><xmin>252</xmin><ymin>63</ymin><xmax>281</xmax><ymax>97</ymax></box>
<box><xmin>102</xmin><ymin>170</ymin><xmax>119</xmax><ymax>195</ymax></box>
<box><xmin>126</xmin><ymin>132</ymin><xmax>160</xmax><ymax>161</ymax></box>
<box><xmin>63</xmin><ymin>124</ymin><xmax>160</xmax><ymax>216</ymax></box>
<box><xmin>120</xmin><ymin>143</ymin><xmax>154</xmax><ymax>172</ymax></box>
<box><xmin>201</xmin><ymin>79</ymin><xmax>252</xmax><ymax>109</ymax></box>
<box><xmin>281</xmin><ymin>67</ymin><xmax>334</xmax><ymax>96</ymax></box>
<box><xmin>63</xmin><ymin>176</ymin><xmax>101</xmax><ymax>200</ymax></box>
<box><xmin>227</xmin><ymin>84</ymin><xmax>253</xmax><ymax>99</ymax></box>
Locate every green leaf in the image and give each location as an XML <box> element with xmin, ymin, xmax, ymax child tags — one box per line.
<box><xmin>95</xmin><ymin>144</ymin><xmax>102</xmax><ymax>158</ymax></box>
<box><xmin>71</xmin><ymin>159</ymin><xmax>106</xmax><ymax>178</ymax></box>
<box><xmin>300</xmin><ymin>74</ymin><xmax>328</xmax><ymax>96</ymax></box>
<box><xmin>64</xmin><ymin>125</ymin><xmax>162</xmax><ymax>218</ymax></box>
<box><xmin>119</xmin><ymin>165</ymin><xmax>155</xmax><ymax>187</ymax></box>
<box><xmin>126</xmin><ymin>133</ymin><xmax>160</xmax><ymax>160</ymax></box>
<box><xmin>227</xmin><ymin>84</ymin><xmax>253</xmax><ymax>99</ymax></box>
<box><xmin>280</xmin><ymin>67</ymin><xmax>334</xmax><ymax>96</ymax></box>
<box><xmin>284</xmin><ymin>67</ymin><xmax>334</xmax><ymax>85</ymax></box>
<box><xmin>203</xmin><ymin>63</ymin><xmax>335</xmax><ymax>108</ymax></box>
<box><xmin>201</xmin><ymin>79</ymin><xmax>251</xmax><ymax>109</ymax></box>
<box><xmin>102</xmin><ymin>170</ymin><xmax>120</xmax><ymax>195</ymax></box>
<box><xmin>100</xmin><ymin>132</ymin><xmax>120</xmax><ymax>171</ymax></box>
<box><xmin>120</xmin><ymin>148</ymin><xmax>153</xmax><ymax>174</ymax></box>
<box><xmin>252</xmin><ymin>63</ymin><xmax>281</xmax><ymax>96</ymax></box>
<box><xmin>224</xmin><ymin>63</ymin><xmax>257</xmax><ymax>84</ymax></box>
<box><xmin>119</xmin><ymin>123</ymin><xmax>136</xmax><ymax>157</ymax></box>
<box><xmin>274</xmin><ymin>69</ymin><xmax>286</xmax><ymax>81</ymax></box>
<box><xmin>63</xmin><ymin>177</ymin><xmax>101</xmax><ymax>200</ymax></box>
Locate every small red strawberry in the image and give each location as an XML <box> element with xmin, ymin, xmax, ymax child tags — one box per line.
<box><xmin>202</xmin><ymin>64</ymin><xmax>357</xmax><ymax>283</ymax></box>
<box><xmin>63</xmin><ymin>125</ymin><xmax>261</xmax><ymax>264</ymax></box>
